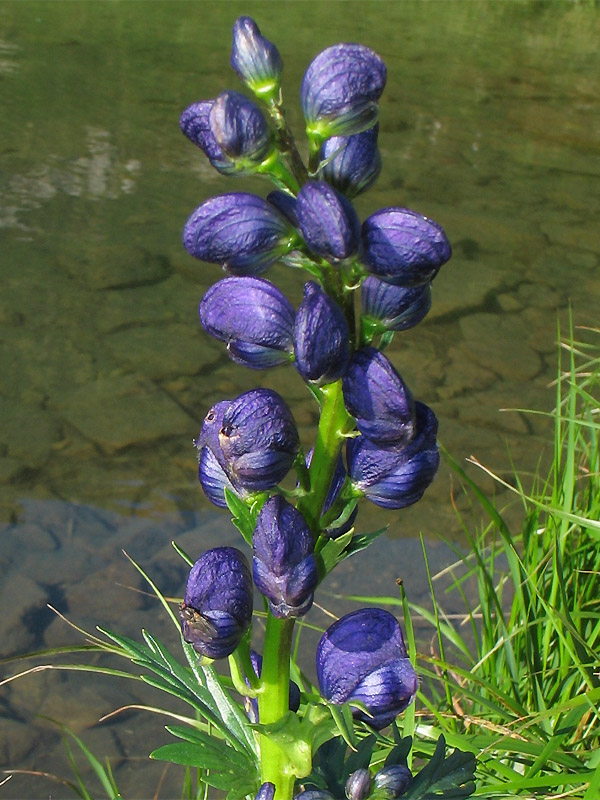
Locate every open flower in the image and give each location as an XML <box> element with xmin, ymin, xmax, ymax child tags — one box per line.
<box><xmin>301</xmin><ymin>43</ymin><xmax>386</xmax><ymax>139</ymax></box>
<box><xmin>361</xmin><ymin>276</ymin><xmax>432</xmax><ymax>333</ymax></box>
<box><xmin>219</xmin><ymin>389</ymin><xmax>300</xmax><ymax>492</ymax></box>
<box><xmin>253</xmin><ymin>496</ymin><xmax>318</xmax><ymax>618</ymax></box>
<box><xmin>317</xmin><ymin>608</ymin><xmax>418</xmax><ymax>730</ymax></box>
<box><xmin>347</xmin><ymin>401</ymin><xmax>439</xmax><ymax>509</ymax></box>
<box><xmin>293</xmin><ymin>281</ymin><xmax>350</xmax><ymax>384</ymax></box>
<box><xmin>183</xmin><ymin>192</ymin><xmax>298</xmax><ymax>276</ymax></box>
<box><xmin>199</xmin><ymin>276</ymin><xmax>295</xmax><ymax>369</ymax></box>
<box><xmin>296</xmin><ymin>180</ymin><xmax>361</xmax><ymax>262</ymax></box>
<box><xmin>179</xmin><ymin>547</ymin><xmax>253</xmax><ymax>659</ymax></box>
<box><xmin>231</xmin><ymin>16</ymin><xmax>282</xmax><ymax>100</ymax></box>
<box><xmin>361</xmin><ymin>207</ymin><xmax>451</xmax><ymax>286</ymax></box>
<box><xmin>342</xmin><ymin>347</ymin><xmax>415</xmax><ymax>445</ymax></box>
<box><xmin>319</xmin><ymin>125</ymin><xmax>381</xmax><ymax>198</ymax></box>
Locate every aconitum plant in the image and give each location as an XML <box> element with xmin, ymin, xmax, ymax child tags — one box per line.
<box><xmin>165</xmin><ymin>17</ymin><xmax>475</xmax><ymax>800</ymax></box>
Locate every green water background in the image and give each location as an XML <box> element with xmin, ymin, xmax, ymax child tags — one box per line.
<box><xmin>1</xmin><ymin>1</ymin><xmax>599</xmax><ymax>796</ymax></box>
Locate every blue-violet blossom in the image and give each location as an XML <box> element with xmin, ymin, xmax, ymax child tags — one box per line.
<box><xmin>374</xmin><ymin>765</ymin><xmax>413</xmax><ymax>798</ymax></box>
<box><xmin>319</xmin><ymin>125</ymin><xmax>381</xmax><ymax>198</ymax></box>
<box><xmin>361</xmin><ymin>276</ymin><xmax>432</xmax><ymax>332</ymax></box>
<box><xmin>293</xmin><ymin>281</ymin><xmax>350</xmax><ymax>384</ymax></box>
<box><xmin>316</xmin><ymin>608</ymin><xmax>418</xmax><ymax>730</ymax></box>
<box><xmin>296</xmin><ymin>180</ymin><xmax>361</xmax><ymax>262</ymax></box>
<box><xmin>231</xmin><ymin>16</ymin><xmax>282</xmax><ymax>100</ymax></box>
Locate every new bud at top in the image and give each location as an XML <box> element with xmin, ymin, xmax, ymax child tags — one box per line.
<box><xmin>361</xmin><ymin>207</ymin><xmax>451</xmax><ymax>286</ymax></box>
<box><xmin>219</xmin><ymin>388</ymin><xmax>300</xmax><ymax>491</ymax></box>
<box><xmin>342</xmin><ymin>347</ymin><xmax>415</xmax><ymax>445</ymax></box>
<box><xmin>293</xmin><ymin>282</ymin><xmax>350</xmax><ymax>384</ymax></box>
<box><xmin>183</xmin><ymin>192</ymin><xmax>298</xmax><ymax>276</ymax></box>
<box><xmin>320</xmin><ymin>126</ymin><xmax>381</xmax><ymax>198</ymax></box>
<box><xmin>297</xmin><ymin>180</ymin><xmax>361</xmax><ymax>262</ymax></box>
<box><xmin>199</xmin><ymin>276</ymin><xmax>295</xmax><ymax>369</ymax></box>
<box><xmin>361</xmin><ymin>276</ymin><xmax>432</xmax><ymax>333</ymax></box>
<box><xmin>179</xmin><ymin>547</ymin><xmax>253</xmax><ymax>659</ymax></box>
<box><xmin>302</xmin><ymin>43</ymin><xmax>386</xmax><ymax>139</ymax></box>
<box><xmin>316</xmin><ymin>607</ymin><xmax>418</xmax><ymax>730</ymax></box>
<box><xmin>231</xmin><ymin>17</ymin><xmax>283</xmax><ymax>101</ymax></box>
<box><xmin>253</xmin><ymin>496</ymin><xmax>318</xmax><ymax>618</ymax></box>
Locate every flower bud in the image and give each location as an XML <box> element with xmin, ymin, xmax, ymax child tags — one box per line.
<box><xmin>183</xmin><ymin>192</ymin><xmax>298</xmax><ymax>276</ymax></box>
<box><xmin>316</xmin><ymin>608</ymin><xmax>418</xmax><ymax>730</ymax></box>
<box><xmin>209</xmin><ymin>90</ymin><xmax>272</xmax><ymax>165</ymax></box>
<box><xmin>296</xmin><ymin>181</ymin><xmax>361</xmax><ymax>262</ymax></box>
<box><xmin>219</xmin><ymin>389</ymin><xmax>300</xmax><ymax>491</ymax></box>
<box><xmin>320</xmin><ymin>126</ymin><xmax>381</xmax><ymax>198</ymax></box>
<box><xmin>195</xmin><ymin>401</ymin><xmax>245</xmax><ymax>507</ymax></box>
<box><xmin>231</xmin><ymin>17</ymin><xmax>283</xmax><ymax>100</ymax></box>
<box><xmin>294</xmin><ymin>282</ymin><xmax>350</xmax><ymax>384</ymax></box>
<box><xmin>301</xmin><ymin>44</ymin><xmax>386</xmax><ymax>139</ymax></box>
<box><xmin>245</xmin><ymin>649</ymin><xmax>301</xmax><ymax>723</ymax></box>
<box><xmin>180</xmin><ymin>100</ymin><xmax>230</xmax><ymax>172</ymax></box>
<box><xmin>361</xmin><ymin>276</ymin><xmax>432</xmax><ymax>332</ymax></box>
<box><xmin>345</xmin><ymin>768</ymin><xmax>372</xmax><ymax>800</ymax></box>
<box><xmin>342</xmin><ymin>347</ymin><xmax>415</xmax><ymax>445</ymax></box>
<box><xmin>361</xmin><ymin>208</ymin><xmax>451</xmax><ymax>287</ymax></box>
<box><xmin>179</xmin><ymin>547</ymin><xmax>253</xmax><ymax>659</ymax></box>
<box><xmin>199</xmin><ymin>276</ymin><xmax>295</xmax><ymax>369</ymax></box>
<box><xmin>373</xmin><ymin>765</ymin><xmax>413</xmax><ymax>798</ymax></box>
<box><xmin>347</xmin><ymin>402</ymin><xmax>439</xmax><ymax>510</ymax></box>
<box><xmin>295</xmin><ymin>792</ymin><xmax>335</xmax><ymax>800</ymax></box>
<box><xmin>253</xmin><ymin>496</ymin><xmax>318</xmax><ymax>618</ymax></box>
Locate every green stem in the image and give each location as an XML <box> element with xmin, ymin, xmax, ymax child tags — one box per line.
<box><xmin>257</xmin><ymin>613</ymin><xmax>296</xmax><ymax>799</ymax></box>
<box><xmin>268</xmin><ymin>100</ymin><xmax>309</xmax><ymax>187</ymax></box>
<box><xmin>297</xmin><ymin>380</ymin><xmax>354</xmax><ymax>535</ymax></box>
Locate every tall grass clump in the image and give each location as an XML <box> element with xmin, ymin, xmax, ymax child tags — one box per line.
<box><xmin>411</xmin><ymin>322</ymin><xmax>600</xmax><ymax>798</ymax></box>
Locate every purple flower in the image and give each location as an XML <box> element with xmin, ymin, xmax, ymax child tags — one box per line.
<box><xmin>195</xmin><ymin>401</ymin><xmax>246</xmax><ymax>507</ymax></box>
<box><xmin>361</xmin><ymin>276</ymin><xmax>432</xmax><ymax>333</ymax></box>
<box><xmin>347</xmin><ymin>401</ymin><xmax>439</xmax><ymax>509</ymax></box>
<box><xmin>294</xmin><ymin>792</ymin><xmax>335</xmax><ymax>800</ymax></box>
<box><xmin>301</xmin><ymin>43</ymin><xmax>386</xmax><ymax>138</ymax></box>
<box><xmin>374</xmin><ymin>765</ymin><xmax>413</xmax><ymax>797</ymax></box>
<box><xmin>316</xmin><ymin>608</ymin><xmax>418</xmax><ymax>730</ymax></box>
<box><xmin>345</xmin><ymin>769</ymin><xmax>373</xmax><ymax>800</ymax></box>
<box><xmin>179</xmin><ymin>547</ymin><xmax>253</xmax><ymax>659</ymax></box>
<box><xmin>253</xmin><ymin>496</ymin><xmax>318</xmax><ymax>618</ymax></box>
<box><xmin>231</xmin><ymin>17</ymin><xmax>282</xmax><ymax>100</ymax></box>
<box><xmin>180</xmin><ymin>92</ymin><xmax>271</xmax><ymax>175</ymax></box>
<box><xmin>266</xmin><ymin>190</ymin><xmax>299</xmax><ymax>227</ymax></box>
<box><xmin>293</xmin><ymin>282</ymin><xmax>351</xmax><ymax>384</ymax></box>
<box><xmin>342</xmin><ymin>347</ymin><xmax>415</xmax><ymax>445</ymax></box>
<box><xmin>219</xmin><ymin>389</ymin><xmax>300</xmax><ymax>491</ymax></box>
<box><xmin>296</xmin><ymin>181</ymin><xmax>361</xmax><ymax>262</ymax></box>
<box><xmin>245</xmin><ymin>650</ymin><xmax>301</xmax><ymax>723</ymax></box>
<box><xmin>361</xmin><ymin>207</ymin><xmax>451</xmax><ymax>287</ymax></box>
<box><xmin>319</xmin><ymin>125</ymin><xmax>381</xmax><ymax>198</ymax></box>
<box><xmin>183</xmin><ymin>192</ymin><xmax>298</xmax><ymax>276</ymax></box>
<box><xmin>199</xmin><ymin>276</ymin><xmax>295</xmax><ymax>369</ymax></box>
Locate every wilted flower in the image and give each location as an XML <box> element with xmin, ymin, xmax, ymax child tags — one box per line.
<box><xmin>345</xmin><ymin>768</ymin><xmax>373</xmax><ymax>800</ymax></box>
<box><xmin>361</xmin><ymin>276</ymin><xmax>432</xmax><ymax>333</ymax></box>
<box><xmin>219</xmin><ymin>388</ymin><xmax>300</xmax><ymax>491</ymax></box>
<box><xmin>373</xmin><ymin>765</ymin><xmax>413</xmax><ymax>798</ymax></box>
<box><xmin>347</xmin><ymin>401</ymin><xmax>439</xmax><ymax>509</ymax></box>
<box><xmin>183</xmin><ymin>192</ymin><xmax>298</xmax><ymax>276</ymax></box>
<box><xmin>361</xmin><ymin>207</ymin><xmax>451</xmax><ymax>287</ymax></box>
<box><xmin>245</xmin><ymin>649</ymin><xmax>301</xmax><ymax>723</ymax></box>
<box><xmin>320</xmin><ymin>125</ymin><xmax>381</xmax><ymax>198</ymax></box>
<box><xmin>179</xmin><ymin>547</ymin><xmax>253</xmax><ymax>659</ymax></box>
<box><xmin>342</xmin><ymin>347</ymin><xmax>415</xmax><ymax>445</ymax></box>
<box><xmin>231</xmin><ymin>16</ymin><xmax>283</xmax><ymax>100</ymax></box>
<box><xmin>253</xmin><ymin>495</ymin><xmax>318</xmax><ymax>618</ymax></box>
<box><xmin>296</xmin><ymin>181</ymin><xmax>361</xmax><ymax>262</ymax></box>
<box><xmin>301</xmin><ymin>43</ymin><xmax>386</xmax><ymax>139</ymax></box>
<box><xmin>199</xmin><ymin>276</ymin><xmax>295</xmax><ymax>369</ymax></box>
<box><xmin>316</xmin><ymin>608</ymin><xmax>418</xmax><ymax>730</ymax></box>
<box><xmin>294</xmin><ymin>282</ymin><xmax>350</xmax><ymax>384</ymax></box>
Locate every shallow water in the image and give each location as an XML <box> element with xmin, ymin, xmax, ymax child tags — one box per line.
<box><xmin>1</xmin><ymin>1</ymin><xmax>599</xmax><ymax>796</ymax></box>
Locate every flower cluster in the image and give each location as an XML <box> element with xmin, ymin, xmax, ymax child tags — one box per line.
<box><xmin>174</xmin><ymin>17</ymin><xmax>456</xmax><ymax>800</ymax></box>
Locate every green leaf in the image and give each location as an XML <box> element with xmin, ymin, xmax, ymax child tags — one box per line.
<box><xmin>343</xmin><ymin>526</ymin><xmax>388</xmax><ymax>558</ymax></box>
<box><xmin>224</xmin><ymin>487</ymin><xmax>257</xmax><ymax>545</ymax></box>
<box><xmin>404</xmin><ymin>735</ymin><xmax>476</xmax><ymax>799</ymax></box>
